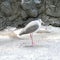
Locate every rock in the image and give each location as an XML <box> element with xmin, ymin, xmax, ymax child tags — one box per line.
<box><xmin>27</xmin><ymin>9</ymin><xmax>38</xmax><ymax>17</ymax></box>
<box><xmin>10</xmin><ymin>17</ymin><xmax>24</xmax><ymax>27</ymax></box>
<box><xmin>8</xmin><ymin>11</ymin><xmax>21</xmax><ymax>21</ymax></box>
<box><xmin>0</xmin><ymin>0</ymin><xmax>60</xmax><ymax>30</ymax></box>
<box><xmin>34</xmin><ymin>0</ymin><xmax>41</xmax><ymax>4</ymax></box>
<box><xmin>21</xmin><ymin>0</ymin><xmax>38</xmax><ymax>17</ymax></box>
<box><xmin>24</xmin><ymin>18</ymin><xmax>39</xmax><ymax>26</ymax></box>
<box><xmin>21</xmin><ymin>0</ymin><xmax>32</xmax><ymax>10</ymax></box>
<box><xmin>38</xmin><ymin>5</ymin><xmax>45</xmax><ymax>14</ymax></box>
<box><xmin>46</xmin><ymin>0</ymin><xmax>60</xmax><ymax>17</ymax></box>
<box><xmin>24</xmin><ymin>18</ymin><xmax>34</xmax><ymax>26</ymax></box>
<box><xmin>1</xmin><ymin>1</ymin><xmax>12</xmax><ymax>16</ymax></box>
<box><xmin>20</xmin><ymin>10</ymin><xmax>28</xmax><ymax>19</ymax></box>
<box><xmin>0</xmin><ymin>16</ymin><xmax>7</xmax><ymax>30</ymax></box>
<box><xmin>46</xmin><ymin>7</ymin><xmax>60</xmax><ymax>17</ymax></box>
<box><xmin>41</xmin><ymin>14</ymin><xmax>49</xmax><ymax>22</ymax></box>
<box><xmin>48</xmin><ymin>18</ymin><xmax>60</xmax><ymax>27</ymax></box>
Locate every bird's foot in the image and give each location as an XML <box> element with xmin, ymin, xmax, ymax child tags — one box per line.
<box><xmin>31</xmin><ymin>41</ymin><xmax>36</xmax><ymax>46</ymax></box>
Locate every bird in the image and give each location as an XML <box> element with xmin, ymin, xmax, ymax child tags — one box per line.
<box><xmin>0</xmin><ymin>19</ymin><xmax>44</xmax><ymax>46</ymax></box>
<box><xmin>19</xmin><ymin>19</ymin><xmax>44</xmax><ymax>35</ymax></box>
<box><xmin>19</xmin><ymin>19</ymin><xmax>44</xmax><ymax>46</ymax></box>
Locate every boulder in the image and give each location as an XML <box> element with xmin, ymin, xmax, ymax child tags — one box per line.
<box><xmin>27</xmin><ymin>9</ymin><xmax>38</xmax><ymax>17</ymax></box>
<box><xmin>1</xmin><ymin>1</ymin><xmax>12</xmax><ymax>16</ymax></box>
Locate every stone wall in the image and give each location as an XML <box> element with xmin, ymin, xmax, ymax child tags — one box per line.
<box><xmin>0</xmin><ymin>0</ymin><xmax>60</xmax><ymax>30</ymax></box>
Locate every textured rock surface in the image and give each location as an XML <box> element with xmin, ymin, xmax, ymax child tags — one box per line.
<box><xmin>0</xmin><ymin>0</ymin><xmax>60</xmax><ymax>30</ymax></box>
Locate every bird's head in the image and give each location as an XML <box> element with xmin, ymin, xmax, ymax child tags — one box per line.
<box><xmin>38</xmin><ymin>19</ymin><xmax>45</xmax><ymax>25</ymax></box>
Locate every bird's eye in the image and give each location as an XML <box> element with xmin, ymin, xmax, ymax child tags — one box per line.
<box><xmin>41</xmin><ymin>22</ymin><xmax>45</xmax><ymax>25</ymax></box>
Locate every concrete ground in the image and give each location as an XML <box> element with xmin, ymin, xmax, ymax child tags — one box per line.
<box><xmin>0</xmin><ymin>33</ymin><xmax>60</xmax><ymax>60</ymax></box>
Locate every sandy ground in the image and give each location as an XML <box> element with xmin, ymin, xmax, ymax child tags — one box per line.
<box><xmin>0</xmin><ymin>32</ymin><xmax>60</xmax><ymax>60</ymax></box>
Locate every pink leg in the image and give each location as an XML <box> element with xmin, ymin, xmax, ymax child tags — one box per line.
<box><xmin>30</xmin><ymin>33</ymin><xmax>35</xmax><ymax>46</ymax></box>
<box><xmin>45</xmin><ymin>26</ymin><xmax>47</xmax><ymax>30</ymax></box>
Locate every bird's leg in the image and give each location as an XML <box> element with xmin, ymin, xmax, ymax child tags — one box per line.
<box><xmin>30</xmin><ymin>33</ymin><xmax>35</xmax><ymax>46</ymax></box>
<box><xmin>45</xmin><ymin>27</ymin><xmax>47</xmax><ymax>30</ymax></box>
